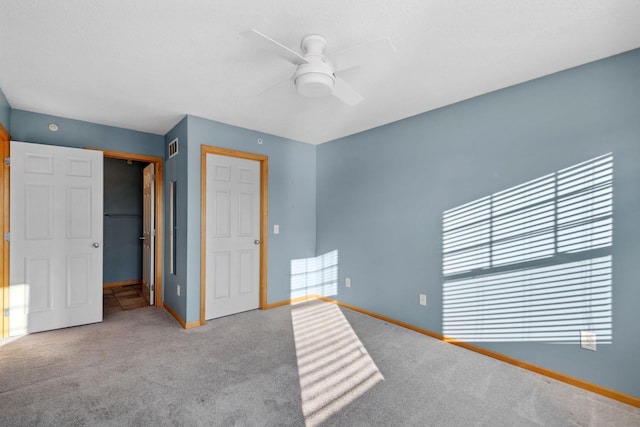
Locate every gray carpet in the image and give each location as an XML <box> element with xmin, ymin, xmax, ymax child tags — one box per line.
<box><xmin>1</xmin><ymin>299</ymin><xmax>639</xmax><ymax>426</ymax></box>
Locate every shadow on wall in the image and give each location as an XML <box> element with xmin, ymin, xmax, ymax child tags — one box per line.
<box><xmin>290</xmin><ymin>250</ymin><xmax>339</xmax><ymax>300</ymax></box>
<box><xmin>442</xmin><ymin>153</ymin><xmax>613</xmax><ymax>344</ymax></box>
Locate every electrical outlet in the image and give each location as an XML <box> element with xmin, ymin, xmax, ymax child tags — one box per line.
<box><xmin>345</xmin><ymin>277</ymin><xmax>351</xmax><ymax>288</ymax></box>
<box><xmin>177</xmin><ymin>284</ymin><xmax>181</xmax><ymax>297</ymax></box>
<box><xmin>581</xmin><ymin>331</ymin><xmax>597</xmax><ymax>351</ymax></box>
<box><xmin>274</xmin><ymin>224</ymin><xmax>279</xmax><ymax>234</ymax></box>
<box><xmin>419</xmin><ymin>294</ymin><xmax>427</xmax><ymax>306</ymax></box>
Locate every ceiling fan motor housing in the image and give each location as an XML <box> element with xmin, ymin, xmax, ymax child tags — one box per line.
<box><xmin>294</xmin><ymin>34</ymin><xmax>335</xmax><ymax>98</ymax></box>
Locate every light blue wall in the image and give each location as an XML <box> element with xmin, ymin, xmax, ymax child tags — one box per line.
<box><xmin>181</xmin><ymin>115</ymin><xmax>317</xmax><ymax>323</ymax></box>
<box><xmin>10</xmin><ymin>109</ymin><xmax>167</xmax><ymax>297</ymax></box>
<box><xmin>0</xmin><ymin>87</ymin><xmax>10</xmax><ymax>132</ymax></box>
<box><xmin>8</xmin><ymin>108</ymin><xmax>318</xmax><ymax>325</ymax></box>
<box><xmin>163</xmin><ymin>117</ymin><xmax>189</xmax><ymax>320</ymax></box>
<box><xmin>6</xmin><ymin>48</ymin><xmax>638</xmax><ymax>399</ymax></box>
<box><xmin>103</xmin><ymin>158</ymin><xmax>145</xmax><ymax>284</ymax></box>
<box><xmin>10</xmin><ymin>110</ymin><xmax>164</xmax><ymax>157</ymax></box>
<box><xmin>316</xmin><ymin>49</ymin><xmax>640</xmax><ymax>398</ymax></box>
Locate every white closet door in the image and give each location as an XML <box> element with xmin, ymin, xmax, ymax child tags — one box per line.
<box><xmin>10</xmin><ymin>141</ymin><xmax>103</xmax><ymax>335</ymax></box>
<box><xmin>205</xmin><ymin>153</ymin><xmax>260</xmax><ymax>319</ymax></box>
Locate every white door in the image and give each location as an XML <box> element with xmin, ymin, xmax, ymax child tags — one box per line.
<box><xmin>205</xmin><ymin>153</ymin><xmax>260</xmax><ymax>319</ymax></box>
<box><xmin>141</xmin><ymin>163</ymin><xmax>155</xmax><ymax>305</ymax></box>
<box><xmin>9</xmin><ymin>141</ymin><xmax>103</xmax><ymax>335</ymax></box>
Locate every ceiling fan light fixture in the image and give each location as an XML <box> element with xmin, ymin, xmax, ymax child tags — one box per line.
<box><xmin>295</xmin><ymin>72</ymin><xmax>334</xmax><ymax>98</ymax></box>
<box><xmin>242</xmin><ymin>29</ymin><xmax>394</xmax><ymax>105</ymax></box>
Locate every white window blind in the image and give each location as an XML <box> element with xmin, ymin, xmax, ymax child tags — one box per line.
<box><xmin>442</xmin><ymin>153</ymin><xmax>612</xmax><ymax>343</ymax></box>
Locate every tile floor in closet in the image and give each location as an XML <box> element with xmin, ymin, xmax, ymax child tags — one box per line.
<box><xmin>103</xmin><ymin>284</ymin><xmax>148</xmax><ymax>314</ymax></box>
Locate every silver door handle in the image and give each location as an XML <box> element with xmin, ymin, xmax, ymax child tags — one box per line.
<box><xmin>254</xmin><ymin>240</ymin><xmax>260</xmax><ymax>245</ymax></box>
<box><xmin>92</xmin><ymin>242</ymin><xmax>101</xmax><ymax>248</ymax></box>
<box><xmin>139</xmin><ymin>236</ymin><xmax>146</xmax><ymax>240</ymax></box>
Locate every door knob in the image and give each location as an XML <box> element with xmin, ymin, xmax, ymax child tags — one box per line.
<box><xmin>254</xmin><ymin>240</ymin><xmax>260</xmax><ymax>245</ymax></box>
<box><xmin>92</xmin><ymin>242</ymin><xmax>100</xmax><ymax>248</ymax></box>
<box><xmin>139</xmin><ymin>236</ymin><xmax>146</xmax><ymax>240</ymax></box>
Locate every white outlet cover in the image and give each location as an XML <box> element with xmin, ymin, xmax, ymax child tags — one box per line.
<box><xmin>274</xmin><ymin>224</ymin><xmax>279</xmax><ymax>234</ymax></box>
<box><xmin>419</xmin><ymin>294</ymin><xmax>427</xmax><ymax>306</ymax></box>
<box><xmin>345</xmin><ymin>278</ymin><xmax>351</xmax><ymax>288</ymax></box>
<box><xmin>580</xmin><ymin>331</ymin><xmax>597</xmax><ymax>351</ymax></box>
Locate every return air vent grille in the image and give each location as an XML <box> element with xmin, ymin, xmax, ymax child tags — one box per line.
<box><xmin>168</xmin><ymin>138</ymin><xmax>178</xmax><ymax>158</ymax></box>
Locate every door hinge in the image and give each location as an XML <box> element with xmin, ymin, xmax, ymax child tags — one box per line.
<box><xmin>4</xmin><ymin>308</ymin><xmax>8</xmax><ymax>317</ymax></box>
<box><xmin>3</xmin><ymin>232</ymin><xmax>9</xmax><ymax>242</ymax></box>
<box><xmin>151</xmin><ymin>284</ymin><xmax>155</xmax><ymax>292</ymax></box>
<box><xmin>4</xmin><ymin>157</ymin><xmax>10</xmax><ymax>167</ymax></box>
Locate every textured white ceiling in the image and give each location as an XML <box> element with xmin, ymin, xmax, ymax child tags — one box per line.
<box><xmin>1</xmin><ymin>1</ymin><xmax>639</xmax><ymax>144</ymax></box>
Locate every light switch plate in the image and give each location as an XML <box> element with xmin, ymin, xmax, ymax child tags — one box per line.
<box><xmin>274</xmin><ymin>224</ymin><xmax>279</xmax><ymax>234</ymax></box>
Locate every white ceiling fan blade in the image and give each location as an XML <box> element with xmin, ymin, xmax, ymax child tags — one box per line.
<box><xmin>241</xmin><ymin>29</ymin><xmax>309</xmax><ymax>65</ymax></box>
<box><xmin>331</xmin><ymin>37</ymin><xmax>396</xmax><ymax>72</ymax></box>
<box><xmin>333</xmin><ymin>76</ymin><xmax>363</xmax><ymax>106</ymax></box>
<box><xmin>257</xmin><ymin>76</ymin><xmax>294</xmax><ymax>97</ymax></box>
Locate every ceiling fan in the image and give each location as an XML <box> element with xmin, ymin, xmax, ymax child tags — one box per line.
<box><xmin>241</xmin><ymin>29</ymin><xmax>396</xmax><ymax>106</ymax></box>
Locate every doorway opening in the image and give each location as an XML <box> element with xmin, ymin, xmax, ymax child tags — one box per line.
<box><xmin>101</xmin><ymin>151</ymin><xmax>163</xmax><ymax>312</ymax></box>
<box><xmin>103</xmin><ymin>158</ymin><xmax>147</xmax><ymax>314</ymax></box>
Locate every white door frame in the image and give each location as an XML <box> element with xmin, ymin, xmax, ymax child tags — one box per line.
<box><xmin>200</xmin><ymin>145</ymin><xmax>268</xmax><ymax>325</ymax></box>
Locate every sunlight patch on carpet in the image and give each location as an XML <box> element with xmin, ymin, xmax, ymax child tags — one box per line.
<box><xmin>291</xmin><ymin>300</ymin><xmax>384</xmax><ymax>426</ymax></box>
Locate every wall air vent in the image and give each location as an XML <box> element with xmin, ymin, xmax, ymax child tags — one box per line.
<box><xmin>168</xmin><ymin>138</ymin><xmax>178</xmax><ymax>158</ymax></box>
